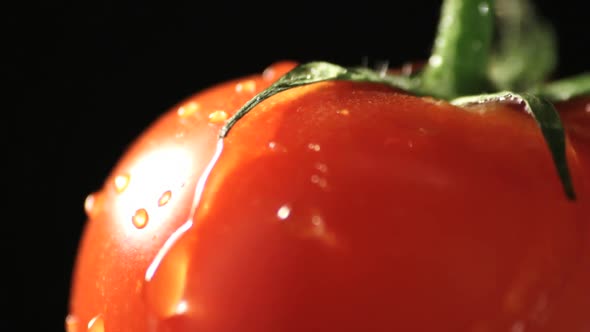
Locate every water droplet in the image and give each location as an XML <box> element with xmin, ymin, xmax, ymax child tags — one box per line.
<box><xmin>235</xmin><ymin>80</ymin><xmax>256</xmax><ymax>93</ymax></box>
<box><xmin>177</xmin><ymin>102</ymin><xmax>200</xmax><ymax>117</ymax></box>
<box><xmin>530</xmin><ymin>293</ymin><xmax>549</xmax><ymax>325</ymax></box>
<box><xmin>277</xmin><ymin>204</ymin><xmax>291</xmax><ymax>220</ymax></box>
<box><xmin>175</xmin><ymin>300</ymin><xmax>189</xmax><ymax>314</ymax></box>
<box><xmin>132</xmin><ymin>208</ymin><xmax>149</xmax><ymax>229</ymax></box>
<box><xmin>336</xmin><ymin>109</ymin><xmax>350</xmax><ymax>116</ymax></box>
<box><xmin>158</xmin><ymin>190</ymin><xmax>172</xmax><ymax>206</ymax></box>
<box><xmin>114</xmin><ymin>174</ymin><xmax>130</xmax><ymax>193</ymax></box>
<box><xmin>304</xmin><ymin>213</ymin><xmax>336</xmax><ymax>245</ymax></box>
<box><xmin>307</xmin><ymin>143</ymin><xmax>321</xmax><ymax>152</ymax></box>
<box><xmin>144</xmin><ymin>232</ymin><xmax>191</xmax><ymax>318</ymax></box>
<box><xmin>478</xmin><ymin>2</ymin><xmax>490</xmax><ymax>15</ymax></box>
<box><xmin>87</xmin><ymin>314</ymin><xmax>104</xmax><ymax>332</ymax></box>
<box><xmin>311</xmin><ymin>215</ymin><xmax>323</xmax><ymax>226</ymax></box>
<box><xmin>309</xmin><ymin>215</ymin><xmax>326</xmax><ymax>236</ymax></box>
<box><xmin>314</xmin><ymin>163</ymin><xmax>328</xmax><ymax>173</ymax></box>
<box><xmin>428</xmin><ymin>54</ymin><xmax>443</xmax><ymax>67</ymax></box>
<box><xmin>262</xmin><ymin>66</ymin><xmax>276</xmax><ymax>81</ymax></box>
<box><xmin>208</xmin><ymin>110</ymin><xmax>228</xmax><ymax>124</ymax></box>
<box><xmin>375</xmin><ymin>60</ymin><xmax>389</xmax><ymax>77</ymax></box>
<box><xmin>65</xmin><ymin>314</ymin><xmax>79</xmax><ymax>332</ymax></box>
<box><xmin>268</xmin><ymin>141</ymin><xmax>287</xmax><ymax>152</ymax></box>
<box><xmin>585</xmin><ymin>103</ymin><xmax>590</xmax><ymax>113</ymax></box>
<box><xmin>310</xmin><ymin>175</ymin><xmax>328</xmax><ymax>189</ymax></box>
<box><xmin>84</xmin><ymin>194</ymin><xmax>95</xmax><ymax>215</ymax></box>
<box><xmin>401</xmin><ymin>62</ymin><xmax>418</xmax><ymax>76</ymax></box>
<box><xmin>83</xmin><ymin>192</ymin><xmax>103</xmax><ymax>217</ymax></box>
<box><xmin>511</xmin><ymin>321</ymin><xmax>525</xmax><ymax>332</ymax></box>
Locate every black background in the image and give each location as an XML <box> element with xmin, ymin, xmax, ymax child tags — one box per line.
<box><xmin>5</xmin><ymin>0</ymin><xmax>588</xmax><ymax>331</ymax></box>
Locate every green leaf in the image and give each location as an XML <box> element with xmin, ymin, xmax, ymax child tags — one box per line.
<box><xmin>452</xmin><ymin>91</ymin><xmax>576</xmax><ymax>200</ymax></box>
<box><xmin>532</xmin><ymin>72</ymin><xmax>590</xmax><ymax>102</ymax></box>
<box><xmin>219</xmin><ymin>61</ymin><xmax>417</xmax><ymax>138</ymax></box>
<box><xmin>489</xmin><ymin>0</ymin><xmax>557</xmax><ymax>91</ymax></box>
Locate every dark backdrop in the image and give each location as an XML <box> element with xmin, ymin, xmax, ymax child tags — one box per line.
<box><xmin>5</xmin><ymin>0</ymin><xmax>587</xmax><ymax>331</ymax></box>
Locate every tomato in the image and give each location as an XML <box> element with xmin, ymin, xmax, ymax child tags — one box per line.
<box><xmin>66</xmin><ymin>58</ymin><xmax>590</xmax><ymax>332</ymax></box>
<box><xmin>68</xmin><ymin>0</ymin><xmax>590</xmax><ymax>330</ymax></box>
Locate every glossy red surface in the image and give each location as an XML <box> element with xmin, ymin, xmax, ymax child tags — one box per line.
<box><xmin>68</xmin><ymin>61</ymin><xmax>590</xmax><ymax>332</ymax></box>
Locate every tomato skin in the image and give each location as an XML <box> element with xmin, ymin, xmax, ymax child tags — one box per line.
<box><xmin>68</xmin><ymin>62</ymin><xmax>298</xmax><ymax>332</ymax></box>
<box><xmin>68</xmin><ymin>61</ymin><xmax>590</xmax><ymax>332</ymax></box>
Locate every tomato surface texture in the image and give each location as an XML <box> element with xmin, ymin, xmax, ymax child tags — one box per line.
<box><xmin>67</xmin><ymin>60</ymin><xmax>590</xmax><ymax>332</ymax></box>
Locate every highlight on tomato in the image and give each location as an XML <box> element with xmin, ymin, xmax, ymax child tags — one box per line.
<box><xmin>67</xmin><ymin>0</ymin><xmax>590</xmax><ymax>331</ymax></box>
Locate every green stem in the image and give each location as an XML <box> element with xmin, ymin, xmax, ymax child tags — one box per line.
<box><xmin>418</xmin><ymin>0</ymin><xmax>495</xmax><ymax>99</ymax></box>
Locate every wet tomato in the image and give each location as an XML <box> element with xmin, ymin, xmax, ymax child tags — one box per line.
<box><xmin>68</xmin><ymin>0</ymin><xmax>590</xmax><ymax>330</ymax></box>
<box><xmin>67</xmin><ymin>60</ymin><xmax>590</xmax><ymax>331</ymax></box>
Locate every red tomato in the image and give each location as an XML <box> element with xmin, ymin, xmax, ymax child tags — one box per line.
<box><xmin>67</xmin><ymin>61</ymin><xmax>590</xmax><ymax>332</ymax></box>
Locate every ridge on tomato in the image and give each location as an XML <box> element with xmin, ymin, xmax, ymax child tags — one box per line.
<box><xmin>67</xmin><ymin>0</ymin><xmax>590</xmax><ymax>331</ymax></box>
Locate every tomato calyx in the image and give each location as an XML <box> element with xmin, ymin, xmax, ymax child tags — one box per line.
<box><xmin>220</xmin><ymin>0</ymin><xmax>590</xmax><ymax>201</ymax></box>
<box><xmin>532</xmin><ymin>73</ymin><xmax>590</xmax><ymax>102</ymax></box>
<box><xmin>452</xmin><ymin>91</ymin><xmax>575</xmax><ymax>199</ymax></box>
<box><xmin>218</xmin><ymin>61</ymin><xmax>416</xmax><ymax>138</ymax></box>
